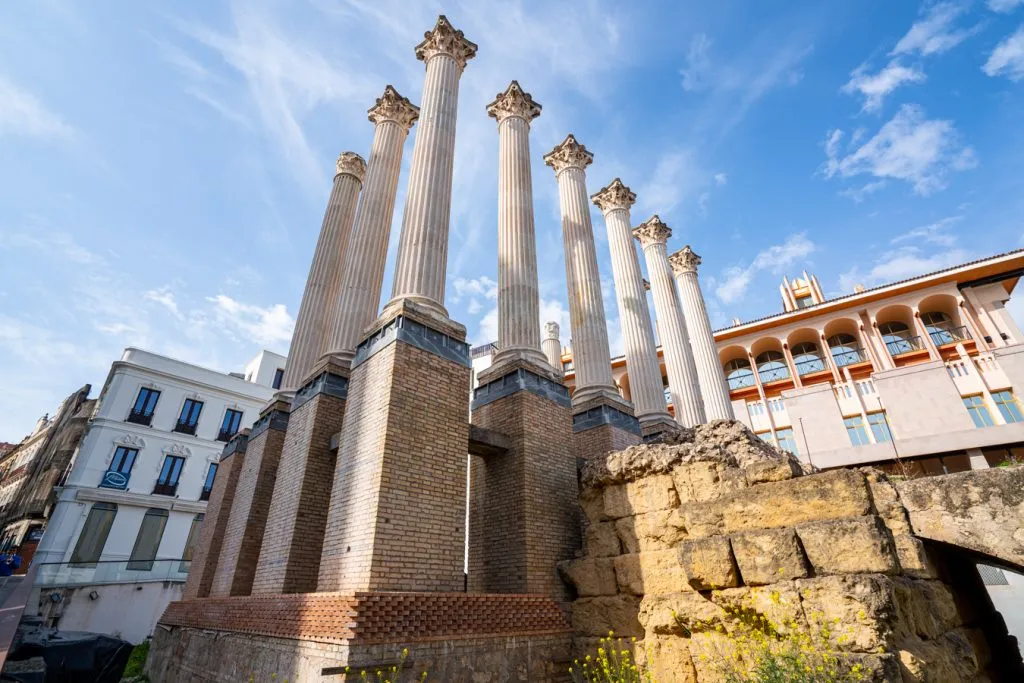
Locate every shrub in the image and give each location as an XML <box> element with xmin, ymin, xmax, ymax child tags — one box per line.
<box><xmin>569</xmin><ymin>632</ymin><xmax>653</xmax><ymax>683</ymax></box>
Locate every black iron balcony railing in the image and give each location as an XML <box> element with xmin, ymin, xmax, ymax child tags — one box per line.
<box><xmin>152</xmin><ymin>482</ymin><xmax>178</xmax><ymax>497</ymax></box>
<box><xmin>727</xmin><ymin>373</ymin><xmax>756</xmax><ymax>390</ymax></box>
<box><xmin>199</xmin><ymin>487</ymin><xmax>212</xmax><ymax>502</ymax></box>
<box><xmin>885</xmin><ymin>335</ymin><xmax>924</xmax><ymax>357</ymax></box>
<box><xmin>216</xmin><ymin>428</ymin><xmax>236</xmax><ymax>442</ymax></box>
<box><xmin>757</xmin><ymin>366</ymin><xmax>791</xmax><ymax>383</ymax></box>
<box><xmin>173</xmin><ymin>422</ymin><xmax>197</xmax><ymax>436</ymax></box>
<box><xmin>125</xmin><ymin>410</ymin><xmax>153</xmax><ymax>426</ymax></box>
<box><xmin>928</xmin><ymin>325</ymin><xmax>971</xmax><ymax>347</ymax></box>
<box><xmin>98</xmin><ymin>470</ymin><xmax>130</xmax><ymax>490</ymax></box>
<box><xmin>794</xmin><ymin>357</ymin><xmax>827</xmax><ymax>376</ymax></box>
<box><xmin>831</xmin><ymin>347</ymin><xmax>868</xmax><ymax>367</ymax></box>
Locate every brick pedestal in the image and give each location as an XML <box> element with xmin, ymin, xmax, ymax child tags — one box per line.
<box><xmin>317</xmin><ymin>300</ymin><xmax>472</xmax><ymax>593</ymax></box>
<box><xmin>571</xmin><ymin>396</ymin><xmax>641</xmax><ymax>461</ymax></box>
<box><xmin>182</xmin><ymin>431</ymin><xmax>250</xmax><ymax>600</ymax></box>
<box><xmin>208</xmin><ymin>401</ymin><xmax>289</xmax><ymax>597</ymax></box>
<box><xmin>639</xmin><ymin>415</ymin><xmax>680</xmax><ymax>441</ymax></box>
<box><xmin>251</xmin><ymin>363</ymin><xmax>348</xmax><ymax>595</ymax></box>
<box><xmin>469</xmin><ymin>364</ymin><xmax>579</xmax><ymax>600</ymax></box>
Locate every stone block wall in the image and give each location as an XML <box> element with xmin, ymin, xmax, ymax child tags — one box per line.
<box><xmin>560</xmin><ymin>420</ymin><xmax>1024</xmax><ymax>682</ymax></box>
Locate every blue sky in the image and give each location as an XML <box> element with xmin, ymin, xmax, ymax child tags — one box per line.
<box><xmin>2</xmin><ymin>0</ymin><xmax>1023</xmax><ymax>439</ymax></box>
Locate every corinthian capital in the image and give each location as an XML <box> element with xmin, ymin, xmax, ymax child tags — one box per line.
<box><xmin>668</xmin><ymin>246</ymin><xmax>702</xmax><ymax>274</ymax></box>
<box><xmin>591</xmin><ymin>178</ymin><xmax>636</xmax><ymax>213</ymax></box>
<box><xmin>543</xmin><ymin>134</ymin><xmax>593</xmax><ymax>175</ymax></box>
<box><xmin>335</xmin><ymin>152</ymin><xmax>367</xmax><ymax>182</ymax></box>
<box><xmin>415</xmin><ymin>15</ymin><xmax>478</xmax><ymax>71</ymax></box>
<box><xmin>487</xmin><ymin>80</ymin><xmax>541</xmax><ymax>125</ymax></box>
<box><xmin>632</xmin><ymin>215</ymin><xmax>672</xmax><ymax>247</ymax></box>
<box><xmin>368</xmin><ymin>85</ymin><xmax>419</xmax><ymax>130</ymax></box>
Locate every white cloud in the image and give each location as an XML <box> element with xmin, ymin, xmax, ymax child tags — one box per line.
<box><xmin>714</xmin><ymin>173</ymin><xmax>728</xmax><ymax>186</ymax></box>
<box><xmin>983</xmin><ymin>25</ymin><xmax>1024</xmax><ymax>81</ymax></box>
<box><xmin>840</xmin><ymin>180</ymin><xmax>887</xmax><ymax>203</ymax></box>
<box><xmin>681</xmin><ymin>33</ymin><xmax>714</xmax><ymax>92</ymax></box>
<box><xmin>452</xmin><ymin>276</ymin><xmax>498</xmax><ymax>303</ymax></box>
<box><xmin>891</xmin><ymin>2</ymin><xmax>978</xmax><ymax>57</ymax></box>
<box><xmin>206</xmin><ymin>294</ymin><xmax>294</xmax><ymax>347</ymax></box>
<box><xmin>841</xmin><ymin>60</ymin><xmax>926</xmax><ymax>112</ymax></box>
<box><xmin>144</xmin><ymin>286</ymin><xmax>183</xmax><ymax>319</ymax></box>
<box><xmin>0</xmin><ymin>229</ymin><xmax>101</xmax><ymax>265</ymax></box>
<box><xmin>838</xmin><ymin>247</ymin><xmax>969</xmax><ymax>292</ymax></box>
<box><xmin>823</xmin><ymin>104</ymin><xmax>977</xmax><ymax>196</ymax></box>
<box><xmin>891</xmin><ymin>215</ymin><xmax>963</xmax><ymax>247</ymax></box>
<box><xmin>715</xmin><ymin>233</ymin><xmax>816</xmax><ymax>304</ymax></box>
<box><xmin>636</xmin><ymin>149</ymin><xmax>722</xmax><ymax>216</ymax></box>
<box><xmin>988</xmin><ymin>0</ymin><xmax>1024</xmax><ymax>12</ymax></box>
<box><xmin>0</xmin><ymin>75</ymin><xmax>73</xmax><ymax>139</ymax></box>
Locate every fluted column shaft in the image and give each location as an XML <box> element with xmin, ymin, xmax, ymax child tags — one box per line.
<box><xmin>639</xmin><ymin>238</ymin><xmax>705</xmax><ymax>427</ymax></box>
<box><xmin>556</xmin><ymin>167</ymin><xmax>618</xmax><ymax>401</ymax></box>
<box><xmin>600</xmin><ymin>206</ymin><xmax>671</xmax><ymax>424</ymax></box>
<box><xmin>326</xmin><ymin>117</ymin><xmax>414</xmax><ymax>364</ymax></box>
<box><xmin>542</xmin><ymin>322</ymin><xmax>563</xmax><ymax>374</ymax></box>
<box><xmin>672</xmin><ymin>260</ymin><xmax>734</xmax><ymax>420</ymax></box>
<box><xmin>281</xmin><ymin>166</ymin><xmax>362</xmax><ymax>391</ymax></box>
<box><xmin>389</xmin><ymin>54</ymin><xmax>464</xmax><ymax>315</ymax></box>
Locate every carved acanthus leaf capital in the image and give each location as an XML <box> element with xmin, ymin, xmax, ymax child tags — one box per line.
<box><xmin>543</xmin><ymin>134</ymin><xmax>593</xmax><ymax>175</ymax></box>
<box><xmin>335</xmin><ymin>152</ymin><xmax>367</xmax><ymax>182</ymax></box>
<box><xmin>487</xmin><ymin>80</ymin><xmax>541</xmax><ymax>125</ymax></box>
<box><xmin>668</xmin><ymin>245</ymin><xmax>701</xmax><ymax>274</ymax></box>
<box><xmin>591</xmin><ymin>178</ymin><xmax>636</xmax><ymax>212</ymax></box>
<box><xmin>368</xmin><ymin>85</ymin><xmax>419</xmax><ymax>130</ymax></box>
<box><xmin>632</xmin><ymin>215</ymin><xmax>672</xmax><ymax>247</ymax></box>
<box><xmin>544</xmin><ymin>321</ymin><xmax>560</xmax><ymax>339</ymax></box>
<box><xmin>415</xmin><ymin>15</ymin><xmax>478</xmax><ymax>71</ymax></box>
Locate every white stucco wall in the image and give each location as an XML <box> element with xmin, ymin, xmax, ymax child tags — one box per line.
<box><xmin>34</xmin><ymin>581</ymin><xmax>183</xmax><ymax>644</ymax></box>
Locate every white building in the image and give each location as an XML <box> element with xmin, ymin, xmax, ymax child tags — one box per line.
<box><xmin>31</xmin><ymin>347</ymin><xmax>284</xmax><ymax>643</ymax></box>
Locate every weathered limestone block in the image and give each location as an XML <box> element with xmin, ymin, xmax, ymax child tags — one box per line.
<box><xmin>797</xmin><ymin>574</ymin><xmax>903</xmax><ymax>652</ymax></box>
<box><xmin>678</xmin><ymin>536</ymin><xmax>739</xmax><ymax>590</ymax></box>
<box><xmin>898</xmin><ymin>629</ymin><xmax>981</xmax><ymax>682</ymax></box>
<box><xmin>678</xmin><ymin>500</ymin><xmax>724</xmax><ymax>539</ymax></box>
<box><xmin>615</xmin><ymin>508</ymin><xmax>687</xmax><ymax>553</ymax></box>
<box><xmin>892</xmin><ymin>578</ymin><xmax>959</xmax><ymax>640</ymax></box>
<box><xmin>572</xmin><ymin>595</ymin><xmax>643</xmax><ymax>637</ymax></box>
<box><xmin>585</xmin><ymin>521</ymin><xmax>621</xmax><ymax>557</ymax></box>
<box><xmin>558</xmin><ymin>558</ymin><xmax>618</xmax><ymax>597</ymax></box>
<box><xmin>637</xmin><ymin>636</ymin><xmax>697</xmax><ymax>683</ymax></box>
<box><xmin>892</xmin><ymin>534</ymin><xmax>937</xmax><ymax>579</ymax></box>
<box><xmin>863</xmin><ymin>468</ymin><xmax>912</xmax><ymax>535</ymax></box>
<box><xmin>613</xmin><ymin>550</ymin><xmax>690</xmax><ymax>596</ymax></box>
<box><xmin>729</xmin><ymin>528</ymin><xmax>810</xmax><ymax>585</ymax></box>
<box><xmin>711</xmin><ymin>584</ymin><xmax>807</xmax><ymax>636</ymax></box>
<box><xmin>743</xmin><ymin>457</ymin><xmax>801</xmax><ymax>485</ymax></box>
<box><xmin>580</xmin><ymin>487</ymin><xmax>609</xmax><ymax>525</ymax></box>
<box><xmin>796</xmin><ymin>516</ymin><xmax>900</xmax><ymax>575</ymax></box>
<box><xmin>671</xmin><ymin>461</ymin><xmax>746</xmax><ymax>503</ymax></box>
<box><xmin>603</xmin><ymin>474</ymin><xmax>679</xmax><ymax>518</ymax></box>
<box><xmin>639</xmin><ymin>591</ymin><xmax>723</xmax><ymax>635</ymax></box>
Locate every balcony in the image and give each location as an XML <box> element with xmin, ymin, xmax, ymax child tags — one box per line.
<box><xmin>173</xmin><ymin>422</ymin><xmax>197</xmax><ymax>436</ymax></box>
<box><xmin>885</xmin><ymin>335</ymin><xmax>925</xmax><ymax>357</ymax></box>
<box><xmin>757</xmin><ymin>366</ymin><xmax>790</xmax><ymax>384</ymax></box>
<box><xmin>794</xmin><ymin>357</ymin><xmax>828</xmax><ymax>377</ymax></box>
<box><xmin>125</xmin><ymin>410</ymin><xmax>153</xmax><ymax>427</ymax></box>
<box><xmin>727</xmin><ymin>373</ymin><xmax>756</xmax><ymax>391</ymax></box>
<box><xmin>38</xmin><ymin>558</ymin><xmax>189</xmax><ymax>586</ymax></box>
<box><xmin>929</xmin><ymin>325</ymin><xmax>971</xmax><ymax>347</ymax></box>
<box><xmin>832</xmin><ymin>347</ymin><xmax>868</xmax><ymax>367</ymax></box>
<box><xmin>199</xmin><ymin>486</ymin><xmax>212</xmax><ymax>502</ymax></box>
<box><xmin>98</xmin><ymin>470</ymin><xmax>130</xmax><ymax>490</ymax></box>
<box><xmin>152</xmin><ymin>482</ymin><xmax>178</xmax><ymax>497</ymax></box>
<box><xmin>216</xmin><ymin>428</ymin><xmax>235</xmax><ymax>443</ymax></box>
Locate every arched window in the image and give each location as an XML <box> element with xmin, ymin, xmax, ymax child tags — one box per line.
<box><xmin>723</xmin><ymin>359</ymin><xmax>754</xmax><ymax>390</ymax></box>
<box><xmin>921</xmin><ymin>311</ymin><xmax>966</xmax><ymax>346</ymax></box>
<box><xmin>755</xmin><ymin>351</ymin><xmax>790</xmax><ymax>383</ymax></box>
<box><xmin>878</xmin><ymin>321</ymin><xmax>918</xmax><ymax>356</ymax></box>
<box><xmin>827</xmin><ymin>333</ymin><xmax>864</xmax><ymax>367</ymax></box>
<box><xmin>790</xmin><ymin>342</ymin><xmax>825</xmax><ymax>375</ymax></box>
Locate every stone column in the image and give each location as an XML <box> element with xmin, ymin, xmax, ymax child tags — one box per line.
<box><xmin>482</xmin><ymin>81</ymin><xmax>551</xmax><ymax>376</ymax></box>
<box><xmin>669</xmin><ymin>246</ymin><xmax>734</xmax><ymax>421</ymax></box>
<box><xmin>545</xmin><ymin>135</ymin><xmax>639</xmax><ymax>458</ymax></box>
<box><xmin>387</xmin><ymin>16</ymin><xmax>477</xmax><ymax>318</ymax></box>
<box><xmin>279</xmin><ymin>154</ymin><xmax>365</xmax><ymax>393</ymax></box>
<box><xmin>593</xmin><ymin>179</ymin><xmax>675</xmax><ymax>436</ymax></box>
<box><xmin>542</xmin><ymin>322</ymin><xmax>563</xmax><ymax>374</ymax></box>
<box><xmin>323</xmin><ymin>86</ymin><xmax>419</xmax><ymax>367</ymax></box>
<box><xmin>634</xmin><ymin>216</ymin><xmax>705</xmax><ymax>427</ymax></box>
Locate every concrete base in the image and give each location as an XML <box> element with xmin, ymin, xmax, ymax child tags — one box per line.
<box><xmin>571</xmin><ymin>395</ymin><xmax>641</xmax><ymax>461</ymax></box>
<box><xmin>149</xmin><ymin>592</ymin><xmax>572</xmax><ymax>682</ymax></box>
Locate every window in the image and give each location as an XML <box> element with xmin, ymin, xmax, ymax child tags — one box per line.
<box><xmin>992</xmin><ymin>390</ymin><xmax>1024</xmax><ymax>424</ymax></box>
<box><xmin>775</xmin><ymin>428</ymin><xmax>798</xmax><ymax>455</ymax></box>
<box><xmin>174</xmin><ymin>399</ymin><xmax>203</xmax><ymax>435</ymax></box>
<box><xmin>768</xmin><ymin>398</ymin><xmax>785</xmax><ymax>414</ymax></box>
<box><xmin>179</xmin><ymin>513</ymin><xmax>205</xmax><ymax>573</ymax></box>
<box><xmin>200</xmin><ymin>463</ymin><xmax>217</xmax><ymax>501</ymax></box>
<box><xmin>272</xmin><ymin>368</ymin><xmax>284</xmax><ymax>390</ymax></box>
<box><xmin>827</xmin><ymin>333</ymin><xmax>865</xmax><ymax>367</ymax></box>
<box><xmin>878</xmin><ymin>322</ymin><xmax>920</xmax><ymax>356</ymax></box>
<box><xmin>795</xmin><ymin>295</ymin><xmax>814</xmax><ymax>309</ymax></box>
<box><xmin>724</xmin><ymin>359</ymin><xmax>755</xmax><ymax>390</ymax></box>
<box><xmin>218</xmin><ymin>409</ymin><xmax>244</xmax><ymax>441</ymax></box>
<box><xmin>963</xmin><ymin>395</ymin><xmax>995</xmax><ymax>428</ymax></box>
<box><xmin>69</xmin><ymin>503</ymin><xmax>117</xmax><ymax>567</ymax></box>
<box><xmin>153</xmin><ymin>455</ymin><xmax>185</xmax><ymax>496</ymax></box>
<box><xmin>845</xmin><ymin>416</ymin><xmax>871</xmax><ymax>446</ymax></box>
<box><xmin>755</xmin><ymin>431</ymin><xmax>773</xmax><ymax>444</ymax></box>
<box><xmin>128</xmin><ymin>387</ymin><xmax>160</xmax><ymax>426</ymax></box>
<box><xmin>791</xmin><ymin>342</ymin><xmax>825</xmax><ymax>376</ymax></box>
<box><xmin>127</xmin><ymin>508</ymin><xmax>168</xmax><ymax>571</ymax></box>
<box><xmin>746</xmin><ymin>402</ymin><xmax>764</xmax><ymax>418</ymax></box>
<box><xmin>921</xmin><ymin>311</ymin><xmax>968</xmax><ymax>346</ymax></box>
<box><xmin>755</xmin><ymin>351</ymin><xmax>790</xmax><ymax>383</ymax></box>
<box><xmin>867</xmin><ymin>412</ymin><xmax>893</xmax><ymax>443</ymax></box>
<box><xmin>99</xmin><ymin>446</ymin><xmax>138</xmax><ymax>490</ymax></box>
<box><xmin>562</xmin><ymin>360</ymin><xmax>574</xmax><ymax>372</ymax></box>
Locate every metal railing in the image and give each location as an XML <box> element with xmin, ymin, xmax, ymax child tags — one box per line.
<box><xmin>928</xmin><ymin>325</ymin><xmax>971</xmax><ymax>347</ymax></box>
<box><xmin>831</xmin><ymin>347</ymin><xmax>867</xmax><ymax>367</ymax></box>
<box><xmin>885</xmin><ymin>335</ymin><xmax>924</xmax><ymax>357</ymax></box>
<box><xmin>794</xmin><ymin>357</ymin><xmax>827</xmax><ymax>376</ymax></box>
<box><xmin>216</xmin><ymin>428</ymin><xmax>236</xmax><ymax>442</ymax></box>
<box><xmin>757</xmin><ymin>366</ymin><xmax>790</xmax><ymax>383</ymax></box>
<box><xmin>173</xmin><ymin>422</ymin><xmax>198</xmax><ymax>436</ymax></box>
<box><xmin>199</xmin><ymin>487</ymin><xmax>212</xmax><ymax>502</ymax></box>
<box><xmin>152</xmin><ymin>482</ymin><xmax>178</xmax><ymax>497</ymax></box>
<box><xmin>727</xmin><ymin>373</ymin><xmax>755</xmax><ymax>390</ymax></box>
<box><xmin>35</xmin><ymin>558</ymin><xmax>189</xmax><ymax>587</ymax></box>
<box><xmin>125</xmin><ymin>410</ymin><xmax>153</xmax><ymax>427</ymax></box>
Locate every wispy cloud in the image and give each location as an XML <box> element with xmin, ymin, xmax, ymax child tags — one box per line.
<box><xmin>891</xmin><ymin>215</ymin><xmax>963</xmax><ymax>247</ymax></box>
<box><xmin>715</xmin><ymin>233</ymin><xmax>816</xmax><ymax>304</ymax></box>
<box><xmin>838</xmin><ymin>246</ymin><xmax>969</xmax><ymax>292</ymax></box>
<box><xmin>988</xmin><ymin>0</ymin><xmax>1024</xmax><ymax>13</ymax></box>
<box><xmin>983</xmin><ymin>25</ymin><xmax>1024</xmax><ymax>81</ymax></box>
<box><xmin>840</xmin><ymin>180</ymin><xmax>887</xmax><ymax>203</ymax></box>
<box><xmin>891</xmin><ymin>2</ymin><xmax>979</xmax><ymax>57</ymax></box>
<box><xmin>206</xmin><ymin>294</ymin><xmax>294</xmax><ymax>347</ymax></box>
<box><xmin>0</xmin><ymin>75</ymin><xmax>73</xmax><ymax>139</ymax></box>
<box><xmin>822</xmin><ymin>104</ymin><xmax>977</xmax><ymax>196</ymax></box>
<box><xmin>842</xmin><ymin>60</ymin><xmax>926</xmax><ymax>112</ymax></box>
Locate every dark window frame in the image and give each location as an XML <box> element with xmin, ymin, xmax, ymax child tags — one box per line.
<box><xmin>153</xmin><ymin>454</ymin><xmax>186</xmax><ymax>496</ymax></box>
<box><xmin>99</xmin><ymin>446</ymin><xmax>138</xmax><ymax>490</ymax></box>
<box><xmin>218</xmin><ymin>408</ymin><xmax>244</xmax><ymax>441</ymax></box>
<box><xmin>272</xmin><ymin>368</ymin><xmax>284</xmax><ymax>390</ymax></box>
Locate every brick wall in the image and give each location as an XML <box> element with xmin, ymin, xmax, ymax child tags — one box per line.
<box><xmin>251</xmin><ymin>392</ymin><xmax>344</xmax><ymax>594</ymax></box>
<box><xmin>208</xmin><ymin>425</ymin><xmax>286</xmax><ymax>597</ymax></box>
<box><xmin>182</xmin><ymin>440</ymin><xmax>247</xmax><ymax>600</ymax></box>
<box><xmin>317</xmin><ymin>341</ymin><xmax>470</xmax><ymax>592</ymax></box>
<box><xmin>572</xmin><ymin>423</ymin><xmax>640</xmax><ymax>462</ymax></box>
<box><xmin>470</xmin><ymin>389</ymin><xmax>579</xmax><ymax>600</ymax></box>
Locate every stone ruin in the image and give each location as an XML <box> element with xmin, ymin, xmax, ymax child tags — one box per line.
<box><xmin>561</xmin><ymin>420</ymin><xmax>1024</xmax><ymax>682</ymax></box>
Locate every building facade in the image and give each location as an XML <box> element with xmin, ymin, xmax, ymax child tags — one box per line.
<box><xmin>31</xmin><ymin>347</ymin><xmax>283</xmax><ymax>643</ymax></box>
